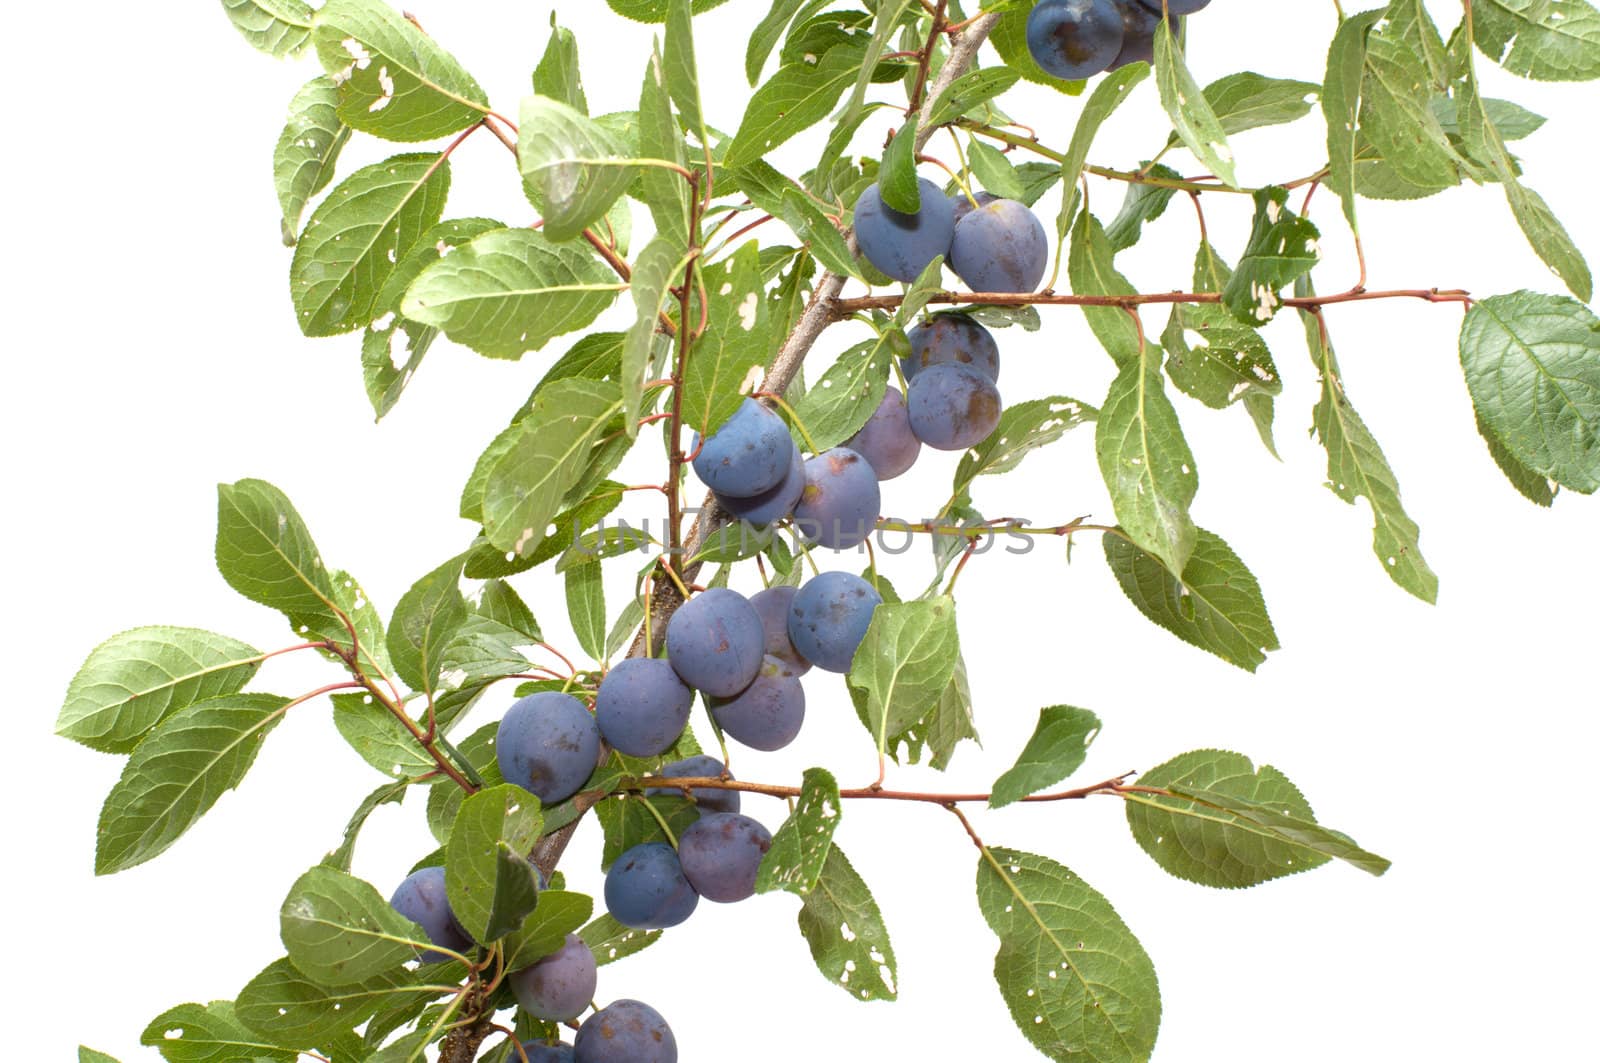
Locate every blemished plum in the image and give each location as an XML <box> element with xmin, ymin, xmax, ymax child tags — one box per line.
<box><xmin>846</xmin><ymin>386</ymin><xmax>922</xmax><ymax>481</ymax></box>
<box><xmin>496</xmin><ymin>692</ymin><xmax>602</xmax><ymax>806</ymax></box>
<box><xmin>1137</xmin><ymin>0</ymin><xmax>1209</xmax><ymax>12</ymax></box>
<box><xmin>390</xmin><ymin>866</ymin><xmax>473</xmax><ymax>963</ymax></box>
<box><xmin>949</xmin><ymin>189</ymin><xmax>1000</xmax><ymax>226</ymax></box>
<box><xmin>603</xmin><ymin>842</ymin><xmax>700</xmax><ymax>930</ymax></box>
<box><xmin>950</xmin><ymin>198</ymin><xmax>1049</xmax><ymax>294</ymax></box>
<box><xmin>646</xmin><ymin>754</ymin><xmax>740</xmax><ymax>815</ymax></box>
<box><xmin>716</xmin><ymin>443</ymin><xmax>804</xmax><ymax>527</ymax></box>
<box><xmin>788</xmin><ymin>571</ymin><xmax>883</xmax><ymax>673</ymax></box>
<box><xmin>904</xmin><ymin>314</ymin><xmax>1000</xmax><ymax>384</ymax></box>
<box><xmin>677</xmin><ymin>812</ymin><xmax>773</xmax><ymax>903</ymax></box>
<box><xmin>710</xmin><ymin>660</ymin><xmax>806</xmax><ymax>752</ymax></box>
<box><xmin>1109</xmin><ymin>0</ymin><xmax>1162</xmax><ymax>69</ymax></box>
<box><xmin>792</xmin><ymin>447</ymin><xmax>881</xmax><ymax>551</ymax></box>
<box><xmin>510</xmin><ymin>933</ymin><xmax>597</xmax><ymax>1022</ymax></box>
<box><xmin>574</xmin><ymin>1000</ymin><xmax>677</xmax><ymax>1063</ymax></box>
<box><xmin>1026</xmin><ymin>0</ymin><xmax>1125</xmax><ymax>80</ymax></box>
<box><xmin>664</xmin><ymin>587</ymin><xmax>765</xmax><ymax>698</ymax></box>
<box><xmin>522</xmin><ymin>1042</ymin><xmax>575</xmax><ymax>1063</ymax></box>
<box><xmin>748</xmin><ymin>586</ymin><xmax>811</xmax><ymax>676</ymax></box>
<box><xmin>853</xmin><ymin>178</ymin><xmax>956</xmax><ymax>283</ymax></box>
<box><xmin>594</xmin><ymin>657</ymin><xmax>692</xmax><ymax>758</ymax></box>
<box><xmin>691</xmin><ymin>398</ymin><xmax>796</xmax><ymax>499</ymax></box>
<box><xmin>907</xmin><ymin>362</ymin><xmax>1003</xmax><ymax>451</ymax></box>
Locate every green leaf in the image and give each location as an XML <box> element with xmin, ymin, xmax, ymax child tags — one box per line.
<box><xmin>1473</xmin><ymin>0</ymin><xmax>1600</xmax><ymax>81</ymax></box>
<box><xmin>534</xmin><ymin>20</ymin><xmax>587</xmax><ymax>113</ymax></box>
<box><xmin>57</xmin><ymin>627</ymin><xmax>263</xmax><ymax>754</ymax></box>
<box><xmin>595</xmin><ymin>793</ymin><xmax>702</xmax><ymax>869</ymax></box>
<box><xmin>1460</xmin><ymin>292</ymin><xmax>1600</xmax><ymax>494</ymax></box>
<box><xmin>1104</xmin><ymin>527</ymin><xmax>1280</xmax><ymax>672</ymax></box>
<box><xmin>878</xmin><ymin>119</ymin><xmax>922</xmax><ymax>213</ymax></box>
<box><xmin>1162</xmin><ymin>243</ymin><xmax>1282</xmax><ymax>414</ymax></box>
<box><xmin>605</xmin><ymin>0</ymin><xmax>733</xmax><ymax>22</ymax></box>
<box><xmin>953</xmin><ymin>395</ymin><xmax>1096</xmax><ymax>498</ymax></box>
<box><xmin>385</xmin><ymin>555</ymin><xmax>467</xmax><ymax>696</ymax></box>
<box><xmin>281</xmin><ymin>866</ymin><xmax>442</xmax><ymax>985</ymax></box>
<box><xmin>79</xmin><ymin>1050</ymin><xmax>120</xmax><ymax>1063</ymax></box>
<box><xmin>757</xmin><ymin>767</ymin><xmax>841</xmax><ymax>896</ymax></box>
<box><xmin>746</xmin><ymin>0</ymin><xmax>810</xmax><ymax>84</ymax></box>
<box><xmin>1095</xmin><ymin>348</ymin><xmax>1199</xmax><ymax>576</ymax></box>
<box><xmin>401</xmin><ymin>227</ymin><xmax>626</xmax><ymax>360</ymax></box>
<box><xmin>237</xmin><ymin>958</ymin><xmax>446</xmax><ymax>1051</ymax></box>
<box><xmin>275</xmin><ymin>76</ymin><xmax>352</xmax><ymax>245</ymax></box>
<box><xmin>96</xmin><ymin>694</ymin><xmax>288</xmax><ymax>875</ymax></box>
<box><xmin>580</xmin><ymin>913</ymin><xmax>664</xmax><ymax>967</ymax></box>
<box><xmin>311</xmin><ymin>0</ymin><xmax>489</xmax><ymax>141</ymax></box>
<box><xmin>726</xmin><ymin>46</ymin><xmax>866</xmax><ymax>169</ymax></box>
<box><xmin>216</xmin><ymin>479</ymin><xmax>340</xmax><ymax>624</ymax></box>
<box><xmin>850</xmin><ymin>597</ymin><xmax>960</xmax><ymax>758</ymax></box>
<box><xmin>1360</xmin><ymin>18</ymin><xmax>1465</xmax><ymax>193</ymax></box>
<box><xmin>681</xmin><ymin>243</ymin><xmax>769</xmax><ymax>434</ymax></box>
<box><xmin>664</xmin><ymin>0</ymin><xmax>710</xmax><ymax>145</ymax></box>
<box><xmin>990</xmin><ymin>707</ymin><xmax>1101</xmax><ymax>809</ymax></box>
<box><xmin>1323</xmin><ymin>10</ymin><xmax>1383</xmax><ymax>233</ymax></box>
<box><xmin>1299</xmin><ymin>279</ymin><xmax>1438</xmax><ymax>601</ymax></box>
<box><xmin>623</xmin><ymin>238</ymin><xmax>682</xmax><ymax>436</ymax></box>
<box><xmin>1067</xmin><ymin>211</ymin><xmax>1141</xmax><ymax>368</ymax></box>
<box><xmin>501</xmin><ymin>890</ymin><xmax>595</xmax><ymax>970</ymax></box>
<box><xmin>324</xmin><ymin>780</ymin><xmax>410</xmax><ymax>871</ymax></box>
<box><xmin>797</xmin><ymin>846</ymin><xmax>898</xmax><ymax>1002</ymax></box>
<box><xmin>142</xmin><ymin>1001</ymin><xmax>294</xmax><ymax>1063</ymax></box>
<box><xmin>1173</xmin><ymin>72</ymin><xmax>1320</xmax><ymax>140</ymax></box>
<box><xmin>1477</xmin><ymin>411</ymin><xmax>1556</xmax><ymax>506</ymax></box>
<box><xmin>332</xmin><ymin>692</ymin><xmax>435</xmax><ymax>779</ymax></box>
<box><xmin>446</xmin><ymin>784</ymin><xmax>544</xmax><ymax>942</ymax></box>
<box><xmin>1222</xmin><ymin>188</ymin><xmax>1321</xmax><ymax>325</ymax></box>
<box><xmin>976</xmin><ymin>848</ymin><xmax>1160</xmax><ymax>1063</ymax></box>
<box><xmin>475</xmin><ymin>579</ymin><xmax>541</xmax><ymax>639</ymax></box>
<box><xmin>639</xmin><ymin>45</ymin><xmax>692</xmax><ymax>248</ymax></box>
<box><xmin>927</xmin><ymin>67</ymin><xmax>1021</xmax><ymax>128</ymax></box>
<box><xmin>220</xmin><ymin>0</ymin><xmax>314</xmax><ymax>59</ymax></box>
<box><xmin>1104</xmin><ymin>163</ymin><xmax>1181</xmax><ymax>253</ymax></box>
<box><xmin>1126</xmin><ymin>749</ymin><xmax>1391</xmax><ymax>882</ymax></box>
<box><xmin>518</xmin><ymin>96</ymin><xmax>641</xmax><ymax>243</ymax></box>
<box><xmin>966</xmin><ymin>139</ymin><xmax>1025</xmax><ymax>201</ymax></box>
<box><xmin>565</xmin><ymin>562</ymin><xmax>607</xmax><ymax>662</ymax></box>
<box><xmin>1058</xmin><ymin>64</ymin><xmax>1148</xmax><ymax>235</ymax></box>
<box><xmin>290</xmin><ymin>154</ymin><xmax>451</xmax><ymax>337</ymax></box>
<box><xmin>793</xmin><ymin>338</ymin><xmax>894</xmax><ymax>451</ymax></box>
<box><xmin>482</xmin><ymin>378</ymin><xmax>624</xmax><ymax>558</ymax></box>
<box><xmin>1153</xmin><ymin>18</ymin><xmax>1237</xmax><ymax>187</ymax></box>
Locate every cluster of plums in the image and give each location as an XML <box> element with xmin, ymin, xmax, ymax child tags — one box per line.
<box><xmin>1027</xmin><ymin>0</ymin><xmax>1212</xmax><ymax>80</ymax></box>
<box><xmin>391</xmin><ymin>865</ymin><xmax>671</xmax><ymax>1061</ymax></box>
<box><xmin>856</xmin><ymin>177</ymin><xmax>1048</xmax><ymax>295</ymax></box>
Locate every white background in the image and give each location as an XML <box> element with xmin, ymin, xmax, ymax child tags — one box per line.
<box><xmin>5</xmin><ymin>2</ymin><xmax>1597</xmax><ymax>1060</ymax></box>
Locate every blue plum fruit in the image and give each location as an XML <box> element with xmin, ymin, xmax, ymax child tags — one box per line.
<box><xmin>677</xmin><ymin>812</ymin><xmax>774</xmax><ymax>903</ymax></box>
<box><xmin>603</xmin><ymin>842</ymin><xmax>700</xmax><ymax>930</ymax></box>
<box><xmin>1137</xmin><ymin>0</ymin><xmax>1209</xmax><ymax>13</ymax></box>
<box><xmin>949</xmin><ymin>190</ymin><xmax>1001</xmax><ymax>226</ymax></box>
<box><xmin>521</xmin><ymin>1043</ymin><xmax>575</xmax><ymax>1063</ymax></box>
<box><xmin>691</xmin><ymin>398</ymin><xmax>796</xmax><ymax>499</ymax></box>
<box><xmin>792</xmin><ymin>448</ymin><xmax>881</xmax><ymax>551</ymax></box>
<box><xmin>510</xmin><ymin>933</ymin><xmax>598</xmax><ymax>1022</ymax></box>
<box><xmin>710</xmin><ymin>660</ymin><xmax>806</xmax><ymax>752</ymax></box>
<box><xmin>904</xmin><ymin>314</ymin><xmax>1000</xmax><ymax>383</ymax></box>
<box><xmin>664</xmin><ymin>587</ymin><xmax>765</xmax><ymax>698</ymax></box>
<box><xmin>716</xmin><ymin>442</ymin><xmax>804</xmax><ymax>526</ymax></box>
<box><xmin>1110</xmin><ymin>0</ymin><xmax>1162</xmax><ymax>68</ymax></box>
<box><xmin>595</xmin><ymin>657</ymin><xmax>692</xmax><ymax>758</ymax></box>
<box><xmin>853</xmin><ymin>178</ymin><xmax>956</xmax><ymax>283</ymax></box>
<box><xmin>1026</xmin><ymin>0</ymin><xmax>1125</xmax><ymax>80</ymax></box>
<box><xmin>787</xmin><ymin>571</ymin><xmax>883</xmax><ymax>673</ymax></box>
<box><xmin>646</xmin><ymin>754</ymin><xmax>740</xmax><ymax>815</ymax></box>
<box><xmin>390</xmin><ymin>866</ymin><xmax>473</xmax><ymax>963</ymax></box>
<box><xmin>574</xmin><ymin>1000</ymin><xmax>677</xmax><ymax>1063</ymax></box>
<box><xmin>907</xmin><ymin>362</ymin><xmax>1002</xmax><ymax>451</ymax></box>
<box><xmin>846</xmin><ymin>386</ymin><xmax>922</xmax><ymax>481</ymax></box>
<box><xmin>950</xmin><ymin>199</ymin><xmax>1049</xmax><ymax>294</ymax></box>
<box><xmin>748</xmin><ymin>586</ymin><xmax>810</xmax><ymax>676</ymax></box>
<box><xmin>496</xmin><ymin>692</ymin><xmax>602</xmax><ymax>806</ymax></box>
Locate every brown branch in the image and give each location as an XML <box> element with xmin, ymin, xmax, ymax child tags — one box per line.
<box><xmin>621</xmin><ymin>772</ymin><xmax>1139</xmax><ymax>806</ymax></box>
<box><xmin>833</xmin><ymin>285</ymin><xmax>1472</xmax><ymax>315</ymax></box>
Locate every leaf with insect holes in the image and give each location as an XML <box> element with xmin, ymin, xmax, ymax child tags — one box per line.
<box><xmin>1222</xmin><ymin>188</ymin><xmax>1321</xmax><ymax>326</ymax></box>
<box><xmin>726</xmin><ymin>45</ymin><xmax>867</xmax><ymax>168</ymax></box>
<box><xmin>1096</xmin><ymin>351</ymin><xmax>1200</xmax><ymax>577</ymax></box>
<box><xmin>757</xmin><ymin>768</ymin><xmax>842</xmax><ymax>896</ymax></box>
<box><xmin>222</xmin><ymin>0</ymin><xmax>314</xmax><ymax>58</ymax></box>
<box><xmin>953</xmin><ymin>395</ymin><xmax>1097</xmax><ymax>498</ymax></box>
<box><xmin>1058</xmin><ymin>64</ymin><xmax>1148</xmax><ymax>236</ymax></box>
<box><xmin>580</xmin><ymin>913</ymin><xmax>663</xmax><ymax>967</ymax></box>
<box><xmin>926</xmin><ymin>67</ymin><xmax>1021</xmax><ymax>128</ymax></box>
<box><xmin>1168</xmin><ymin>72</ymin><xmax>1320</xmax><ymax>142</ymax></box>
<box><xmin>141</xmin><ymin>1001</ymin><xmax>294</xmax><ymax>1063</ymax></box>
<box><xmin>1153</xmin><ymin>19</ymin><xmax>1237</xmax><ymax>187</ymax></box>
<box><xmin>275</xmin><ymin>76</ymin><xmax>352</xmax><ymax>245</ymax></box>
<box><xmin>1472</xmin><ymin>0</ymin><xmax>1600</xmax><ymax>82</ymax></box>
<box><xmin>797</xmin><ymin>846</ymin><xmax>898</xmax><ymax>1002</ymax></box>
<box><xmin>793</xmin><ymin>338</ymin><xmax>893</xmax><ymax>452</ymax></box>
<box><xmin>1323</xmin><ymin>10</ymin><xmax>1383</xmax><ymax>232</ymax></box>
<box><xmin>235</xmin><ymin>957</ymin><xmax>446</xmax><ymax>1051</ymax></box>
<box><xmin>519</xmin><ymin>96</ymin><xmax>641</xmax><ymax>243</ymax></box>
<box><xmin>680</xmin><ymin>242</ymin><xmax>769</xmax><ymax>435</ymax></box>
<box><xmin>280</xmin><ymin>866</ymin><xmax>443</xmax><ymax>986</ymax></box>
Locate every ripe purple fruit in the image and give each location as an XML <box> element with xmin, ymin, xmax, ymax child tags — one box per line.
<box><xmin>949</xmin><ymin>189</ymin><xmax>1001</xmax><ymax>226</ymax></box>
<box><xmin>853</xmin><ymin>177</ymin><xmax>956</xmax><ymax>283</ymax></box>
<box><xmin>710</xmin><ymin>660</ymin><xmax>806</xmax><ymax>752</ymax></box>
<box><xmin>646</xmin><ymin>754</ymin><xmax>741</xmax><ymax>815</ymax></box>
<box><xmin>748</xmin><ymin>586</ymin><xmax>811</xmax><ymax>676</ymax></box>
<box><xmin>677</xmin><ymin>812</ymin><xmax>774</xmax><ymax>903</ymax></box>
<box><xmin>788</xmin><ymin>571</ymin><xmax>883</xmax><ymax>673</ymax></box>
<box><xmin>716</xmin><ymin>443</ymin><xmax>804</xmax><ymax>527</ymax></box>
<box><xmin>522</xmin><ymin>1042</ymin><xmax>575</xmax><ymax>1063</ymax></box>
<box><xmin>603</xmin><ymin>842</ymin><xmax>700</xmax><ymax>930</ymax></box>
<box><xmin>1137</xmin><ymin>0</ymin><xmax>1209</xmax><ymax>13</ymax></box>
<box><xmin>575</xmin><ymin>1000</ymin><xmax>677</xmax><ymax>1063</ymax></box>
<box><xmin>1026</xmin><ymin>0</ymin><xmax>1126</xmax><ymax>81</ymax></box>
<box><xmin>905</xmin><ymin>314</ymin><xmax>1000</xmax><ymax>383</ymax></box>
<box><xmin>950</xmin><ymin>198</ymin><xmax>1049</xmax><ymax>294</ymax></box>
<box><xmin>792</xmin><ymin>447</ymin><xmax>881</xmax><ymax>551</ymax></box>
<box><xmin>1110</xmin><ymin>0</ymin><xmax>1162</xmax><ymax>69</ymax></box>
<box><xmin>594</xmin><ymin>657</ymin><xmax>692</xmax><ymax>758</ymax></box>
<box><xmin>907</xmin><ymin>362</ymin><xmax>1003</xmax><ymax>451</ymax></box>
<box><xmin>691</xmin><ymin>398</ymin><xmax>796</xmax><ymax>499</ymax></box>
<box><xmin>510</xmin><ymin>933</ymin><xmax>598</xmax><ymax>1022</ymax></box>
<box><xmin>496</xmin><ymin>692</ymin><xmax>602</xmax><ymax>806</ymax></box>
<box><xmin>389</xmin><ymin>866</ymin><xmax>473</xmax><ymax>963</ymax></box>
<box><xmin>664</xmin><ymin>587</ymin><xmax>765</xmax><ymax>698</ymax></box>
<box><xmin>846</xmin><ymin>386</ymin><xmax>922</xmax><ymax>481</ymax></box>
